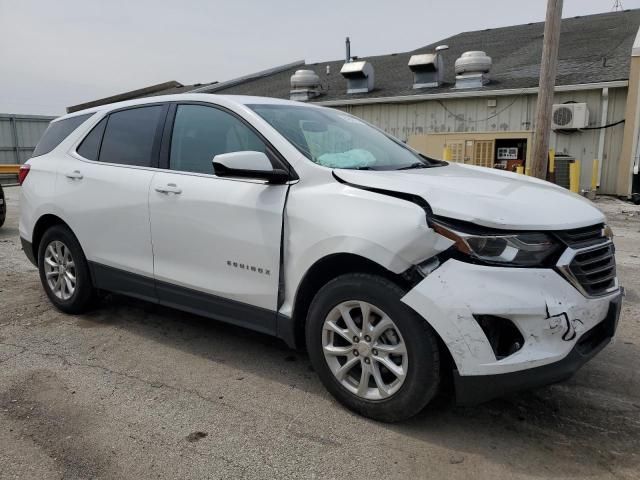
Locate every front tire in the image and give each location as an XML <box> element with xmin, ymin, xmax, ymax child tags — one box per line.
<box><xmin>306</xmin><ymin>273</ymin><xmax>440</xmax><ymax>422</ymax></box>
<box><xmin>38</xmin><ymin>225</ymin><xmax>95</xmax><ymax>314</ymax></box>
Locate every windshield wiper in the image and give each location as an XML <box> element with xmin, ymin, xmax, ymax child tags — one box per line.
<box><xmin>396</xmin><ymin>162</ymin><xmax>429</xmax><ymax>170</ymax></box>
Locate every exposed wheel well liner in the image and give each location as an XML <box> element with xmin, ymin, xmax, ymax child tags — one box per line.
<box><xmin>291</xmin><ymin>253</ymin><xmax>415</xmax><ymax>349</ymax></box>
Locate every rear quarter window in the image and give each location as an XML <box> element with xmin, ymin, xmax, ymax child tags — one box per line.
<box><xmin>77</xmin><ymin>117</ymin><xmax>107</xmax><ymax>161</ymax></box>
<box><xmin>32</xmin><ymin>113</ymin><xmax>93</xmax><ymax>158</ymax></box>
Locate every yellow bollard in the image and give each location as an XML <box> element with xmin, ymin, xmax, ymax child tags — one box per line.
<box><xmin>591</xmin><ymin>159</ymin><xmax>599</xmax><ymax>190</ymax></box>
<box><xmin>525</xmin><ymin>167</ymin><xmax>531</xmax><ymax>176</ymax></box>
<box><xmin>516</xmin><ymin>165</ymin><xmax>524</xmax><ymax>175</ymax></box>
<box><xmin>577</xmin><ymin>160</ymin><xmax>582</xmax><ymax>190</ymax></box>
<box><xmin>569</xmin><ymin>160</ymin><xmax>581</xmax><ymax>193</ymax></box>
<box><xmin>443</xmin><ymin>146</ymin><xmax>452</xmax><ymax>162</ymax></box>
<box><xmin>548</xmin><ymin>148</ymin><xmax>555</xmax><ymax>173</ymax></box>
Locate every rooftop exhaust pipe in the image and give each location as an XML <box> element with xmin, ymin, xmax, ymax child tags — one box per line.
<box><xmin>454</xmin><ymin>51</ymin><xmax>492</xmax><ymax>89</ymax></box>
<box><xmin>408</xmin><ymin>44</ymin><xmax>449</xmax><ymax>89</ymax></box>
<box><xmin>289</xmin><ymin>69</ymin><xmax>322</xmax><ymax>101</ymax></box>
<box><xmin>345</xmin><ymin>37</ymin><xmax>351</xmax><ymax>63</ymax></box>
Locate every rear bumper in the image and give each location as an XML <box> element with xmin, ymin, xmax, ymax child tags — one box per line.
<box><xmin>454</xmin><ymin>294</ymin><xmax>622</xmax><ymax>405</ymax></box>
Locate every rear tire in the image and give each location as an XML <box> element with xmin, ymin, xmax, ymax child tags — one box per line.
<box><xmin>38</xmin><ymin>225</ymin><xmax>95</xmax><ymax>314</ymax></box>
<box><xmin>306</xmin><ymin>273</ymin><xmax>440</xmax><ymax>422</ymax></box>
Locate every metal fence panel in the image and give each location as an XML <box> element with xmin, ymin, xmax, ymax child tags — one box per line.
<box><xmin>15</xmin><ymin>119</ymin><xmax>50</xmax><ymax>148</ymax></box>
<box><xmin>0</xmin><ymin>113</ymin><xmax>55</xmax><ymax>185</ymax></box>
<box><xmin>0</xmin><ymin>151</ymin><xmax>16</xmax><ymax>163</ymax></box>
<box><xmin>0</xmin><ymin>120</ymin><xmax>13</xmax><ymax>148</ymax></box>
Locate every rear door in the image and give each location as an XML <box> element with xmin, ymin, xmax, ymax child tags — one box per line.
<box><xmin>148</xmin><ymin>103</ymin><xmax>289</xmax><ymax>332</ymax></box>
<box><xmin>56</xmin><ymin>104</ymin><xmax>168</xmax><ymax>299</ymax></box>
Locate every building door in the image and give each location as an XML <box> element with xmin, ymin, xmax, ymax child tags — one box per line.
<box><xmin>495</xmin><ymin>138</ymin><xmax>527</xmax><ymax>172</ymax></box>
<box><xmin>445</xmin><ymin>141</ymin><xmax>464</xmax><ymax>163</ymax></box>
<box><xmin>473</xmin><ymin>140</ymin><xmax>495</xmax><ymax>168</ymax></box>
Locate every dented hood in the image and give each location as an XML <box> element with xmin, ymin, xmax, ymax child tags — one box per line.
<box><xmin>334</xmin><ymin>163</ymin><xmax>604</xmax><ymax>230</ymax></box>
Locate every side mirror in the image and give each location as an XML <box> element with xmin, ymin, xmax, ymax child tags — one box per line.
<box><xmin>212</xmin><ymin>151</ymin><xmax>290</xmax><ymax>184</ymax></box>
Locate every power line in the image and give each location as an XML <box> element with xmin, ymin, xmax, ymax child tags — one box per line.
<box><xmin>436</xmin><ymin>89</ymin><xmax>528</xmax><ymax>123</ymax></box>
<box><xmin>612</xmin><ymin>0</ymin><xmax>624</xmax><ymax>12</ymax></box>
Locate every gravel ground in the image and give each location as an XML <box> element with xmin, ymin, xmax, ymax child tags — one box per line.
<box><xmin>1</xmin><ymin>185</ymin><xmax>639</xmax><ymax>480</ymax></box>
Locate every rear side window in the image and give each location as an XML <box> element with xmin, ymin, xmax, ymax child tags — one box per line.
<box><xmin>99</xmin><ymin>106</ymin><xmax>163</xmax><ymax>167</ymax></box>
<box><xmin>77</xmin><ymin>118</ymin><xmax>107</xmax><ymax>161</ymax></box>
<box><xmin>32</xmin><ymin>113</ymin><xmax>93</xmax><ymax>158</ymax></box>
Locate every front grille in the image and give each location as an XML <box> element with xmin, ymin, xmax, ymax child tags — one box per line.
<box><xmin>568</xmin><ymin>242</ymin><xmax>617</xmax><ymax>296</ymax></box>
<box><xmin>555</xmin><ymin>223</ymin><xmax>618</xmax><ymax>297</ymax></box>
<box><xmin>557</xmin><ymin>223</ymin><xmax>605</xmax><ymax>248</ymax></box>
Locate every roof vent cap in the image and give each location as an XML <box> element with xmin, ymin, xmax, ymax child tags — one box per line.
<box><xmin>289</xmin><ymin>69</ymin><xmax>322</xmax><ymax>101</ymax></box>
<box><xmin>340</xmin><ymin>60</ymin><xmax>374</xmax><ymax>94</ymax></box>
<box><xmin>408</xmin><ymin>44</ymin><xmax>448</xmax><ymax>89</ymax></box>
<box><xmin>454</xmin><ymin>51</ymin><xmax>492</xmax><ymax>89</ymax></box>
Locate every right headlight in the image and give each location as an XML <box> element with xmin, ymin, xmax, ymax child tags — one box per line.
<box><xmin>432</xmin><ymin>221</ymin><xmax>560</xmax><ymax>267</ymax></box>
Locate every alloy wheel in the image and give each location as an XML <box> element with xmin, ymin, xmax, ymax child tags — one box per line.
<box><xmin>43</xmin><ymin>240</ymin><xmax>76</xmax><ymax>301</ymax></box>
<box><xmin>322</xmin><ymin>300</ymin><xmax>408</xmax><ymax>400</ymax></box>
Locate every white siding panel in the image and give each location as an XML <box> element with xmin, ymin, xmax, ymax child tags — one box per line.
<box><xmin>600</xmin><ymin>88</ymin><xmax>628</xmax><ymax>194</ymax></box>
<box><xmin>330</xmin><ymin>87</ymin><xmax>627</xmax><ymax>194</ymax></box>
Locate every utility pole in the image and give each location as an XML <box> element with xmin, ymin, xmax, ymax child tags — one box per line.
<box><xmin>530</xmin><ymin>0</ymin><xmax>563</xmax><ymax>180</ymax></box>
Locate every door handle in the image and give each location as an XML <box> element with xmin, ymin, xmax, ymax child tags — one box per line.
<box><xmin>155</xmin><ymin>183</ymin><xmax>182</xmax><ymax>194</ymax></box>
<box><xmin>65</xmin><ymin>170</ymin><xmax>83</xmax><ymax>180</ymax></box>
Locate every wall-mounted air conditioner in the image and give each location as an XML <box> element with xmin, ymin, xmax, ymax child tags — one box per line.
<box><xmin>551</xmin><ymin>103</ymin><xmax>589</xmax><ymax>129</ymax></box>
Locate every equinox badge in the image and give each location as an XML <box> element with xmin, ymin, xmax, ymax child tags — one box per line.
<box><xmin>227</xmin><ymin>260</ymin><xmax>271</xmax><ymax>276</ymax></box>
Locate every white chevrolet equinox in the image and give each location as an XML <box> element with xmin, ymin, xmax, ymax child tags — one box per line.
<box><xmin>19</xmin><ymin>94</ymin><xmax>622</xmax><ymax>421</ymax></box>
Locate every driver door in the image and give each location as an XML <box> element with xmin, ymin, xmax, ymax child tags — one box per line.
<box><xmin>148</xmin><ymin>103</ymin><xmax>289</xmax><ymax>333</ymax></box>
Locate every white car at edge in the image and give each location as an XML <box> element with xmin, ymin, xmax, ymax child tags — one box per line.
<box><xmin>18</xmin><ymin>94</ymin><xmax>622</xmax><ymax>421</ymax></box>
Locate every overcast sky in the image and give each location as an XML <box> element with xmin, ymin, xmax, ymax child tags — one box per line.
<box><xmin>1</xmin><ymin>0</ymin><xmax>638</xmax><ymax>116</ymax></box>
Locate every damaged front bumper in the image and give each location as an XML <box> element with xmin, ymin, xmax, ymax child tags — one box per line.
<box><xmin>401</xmin><ymin>259</ymin><xmax>622</xmax><ymax>405</ymax></box>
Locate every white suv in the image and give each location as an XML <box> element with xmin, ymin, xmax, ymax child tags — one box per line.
<box><xmin>19</xmin><ymin>94</ymin><xmax>622</xmax><ymax>421</ymax></box>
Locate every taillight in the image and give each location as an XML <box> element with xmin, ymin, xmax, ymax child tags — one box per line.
<box><xmin>18</xmin><ymin>164</ymin><xmax>31</xmax><ymax>185</ymax></box>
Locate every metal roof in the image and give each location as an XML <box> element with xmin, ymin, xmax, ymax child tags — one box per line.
<box><xmin>66</xmin><ymin>81</ymin><xmax>218</xmax><ymax>113</ymax></box>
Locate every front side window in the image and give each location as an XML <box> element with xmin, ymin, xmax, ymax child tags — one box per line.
<box><xmin>32</xmin><ymin>113</ymin><xmax>93</xmax><ymax>158</ymax></box>
<box><xmin>249</xmin><ymin>104</ymin><xmax>439</xmax><ymax>170</ymax></box>
<box><xmin>99</xmin><ymin>106</ymin><xmax>163</xmax><ymax>167</ymax></box>
<box><xmin>169</xmin><ymin>104</ymin><xmax>267</xmax><ymax>175</ymax></box>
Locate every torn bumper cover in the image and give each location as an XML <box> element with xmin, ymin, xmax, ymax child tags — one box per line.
<box><xmin>401</xmin><ymin>259</ymin><xmax>622</xmax><ymax>405</ymax></box>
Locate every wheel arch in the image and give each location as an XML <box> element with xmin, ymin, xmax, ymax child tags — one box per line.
<box><xmin>288</xmin><ymin>252</ymin><xmax>420</xmax><ymax>350</ymax></box>
<box><xmin>31</xmin><ymin>214</ymin><xmax>75</xmax><ymax>263</ymax></box>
